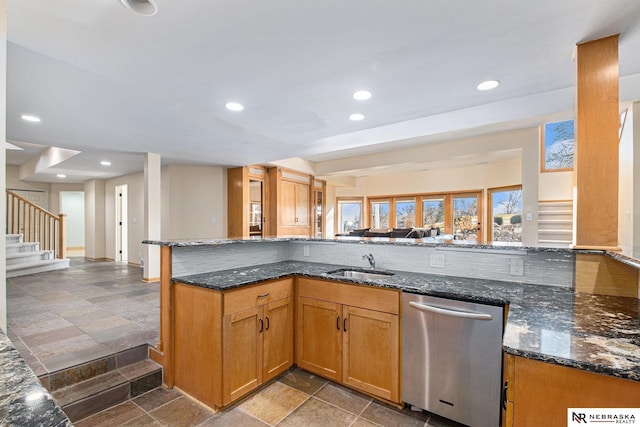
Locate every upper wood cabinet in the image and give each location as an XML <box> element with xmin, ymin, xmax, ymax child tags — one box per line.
<box><xmin>227</xmin><ymin>166</ymin><xmax>266</xmax><ymax>238</ymax></box>
<box><xmin>267</xmin><ymin>168</ymin><xmax>312</xmax><ymax>237</ymax></box>
<box><xmin>227</xmin><ymin>166</ymin><xmax>315</xmax><ymax>238</ymax></box>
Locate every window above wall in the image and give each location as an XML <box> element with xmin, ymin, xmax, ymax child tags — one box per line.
<box><xmin>541</xmin><ymin>119</ymin><xmax>575</xmax><ymax>172</ymax></box>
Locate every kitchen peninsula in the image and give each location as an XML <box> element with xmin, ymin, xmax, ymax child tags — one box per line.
<box><xmin>144</xmin><ymin>237</ymin><xmax>640</xmax><ymax>426</ymax></box>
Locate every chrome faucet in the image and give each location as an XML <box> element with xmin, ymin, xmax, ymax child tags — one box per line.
<box><xmin>362</xmin><ymin>253</ymin><xmax>376</xmax><ymax>269</ymax></box>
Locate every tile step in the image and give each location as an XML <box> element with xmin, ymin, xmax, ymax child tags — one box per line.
<box><xmin>6</xmin><ymin>258</ymin><xmax>70</xmax><ymax>278</ymax></box>
<box><xmin>52</xmin><ymin>359</ymin><xmax>162</xmax><ymax>422</ymax></box>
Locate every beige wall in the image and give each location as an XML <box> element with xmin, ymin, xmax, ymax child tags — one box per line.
<box><xmin>6</xmin><ymin>165</ymin><xmax>84</xmax><ymax>213</ymax></box>
<box><xmin>161</xmin><ymin>164</ymin><xmax>226</xmax><ymax>240</ymax></box>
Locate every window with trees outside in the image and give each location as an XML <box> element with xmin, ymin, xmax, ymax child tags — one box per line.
<box><xmin>488</xmin><ymin>186</ymin><xmax>523</xmax><ymax>242</ymax></box>
<box><xmin>370</xmin><ymin>199</ymin><xmax>390</xmax><ymax>229</ymax></box>
<box><xmin>422</xmin><ymin>197</ymin><xmax>445</xmax><ymax>230</ymax></box>
<box><xmin>541</xmin><ymin>119</ymin><xmax>574</xmax><ymax>172</ymax></box>
<box><xmin>336</xmin><ymin>198</ymin><xmax>363</xmax><ymax>234</ymax></box>
<box><xmin>452</xmin><ymin>194</ymin><xmax>481</xmax><ymax>241</ymax></box>
<box><xmin>395</xmin><ymin>198</ymin><xmax>416</xmax><ymax>228</ymax></box>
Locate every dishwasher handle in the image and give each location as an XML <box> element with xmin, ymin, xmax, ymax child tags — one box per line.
<box><xmin>408</xmin><ymin>301</ymin><xmax>493</xmax><ymax>320</ymax></box>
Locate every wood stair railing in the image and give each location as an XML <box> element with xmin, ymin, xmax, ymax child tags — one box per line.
<box><xmin>6</xmin><ymin>190</ymin><xmax>67</xmax><ymax>259</ymax></box>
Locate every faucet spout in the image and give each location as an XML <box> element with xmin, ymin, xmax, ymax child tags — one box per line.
<box><xmin>362</xmin><ymin>253</ymin><xmax>376</xmax><ymax>269</ymax></box>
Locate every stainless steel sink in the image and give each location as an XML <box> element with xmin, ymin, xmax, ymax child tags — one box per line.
<box><xmin>327</xmin><ymin>269</ymin><xmax>395</xmax><ymax>280</ymax></box>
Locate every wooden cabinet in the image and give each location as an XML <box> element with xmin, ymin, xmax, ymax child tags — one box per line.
<box><xmin>267</xmin><ymin>168</ymin><xmax>312</xmax><ymax>237</ymax></box>
<box><xmin>222</xmin><ymin>279</ymin><xmax>294</xmax><ymax>405</ymax></box>
<box><xmin>172</xmin><ymin>278</ymin><xmax>293</xmax><ymax>409</ymax></box>
<box><xmin>281</xmin><ymin>180</ymin><xmax>310</xmax><ymax>227</ymax></box>
<box><xmin>296</xmin><ymin>278</ymin><xmax>400</xmax><ymax>403</ymax></box>
<box><xmin>503</xmin><ymin>353</ymin><xmax>640</xmax><ymax>426</ymax></box>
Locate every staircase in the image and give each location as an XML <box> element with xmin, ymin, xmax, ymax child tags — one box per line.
<box><xmin>538</xmin><ymin>201</ymin><xmax>573</xmax><ymax>247</ymax></box>
<box><xmin>45</xmin><ymin>344</ymin><xmax>163</xmax><ymax>423</ymax></box>
<box><xmin>6</xmin><ymin>233</ymin><xmax>69</xmax><ymax>277</ymax></box>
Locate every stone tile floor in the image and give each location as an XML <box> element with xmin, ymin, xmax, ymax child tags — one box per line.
<box><xmin>7</xmin><ymin>258</ymin><xmax>461</xmax><ymax>426</ymax></box>
<box><xmin>74</xmin><ymin>368</ymin><xmax>461</xmax><ymax>426</ymax></box>
<box><xmin>6</xmin><ymin>258</ymin><xmax>159</xmax><ymax>375</ymax></box>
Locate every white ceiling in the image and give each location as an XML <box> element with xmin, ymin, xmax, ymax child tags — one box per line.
<box><xmin>6</xmin><ymin>0</ymin><xmax>640</xmax><ymax>183</ymax></box>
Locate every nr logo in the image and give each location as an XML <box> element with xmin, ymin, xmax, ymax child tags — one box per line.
<box><xmin>572</xmin><ymin>412</ymin><xmax>587</xmax><ymax>423</ymax></box>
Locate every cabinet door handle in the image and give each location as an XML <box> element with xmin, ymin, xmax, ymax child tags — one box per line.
<box><xmin>343</xmin><ymin>317</ymin><xmax>347</xmax><ymax>332</ymax></box>
<box><xmin>336</xmin><ymin>316</ymin><xmax>340</xmax><ymax>330</ymax></box>
<box><xmin>265</xmin><ymin>316</ymin><xmax>270</xmax><ymax>331</ymax></box>
<box><xmin>502</xmin><ymin>380</ymin><xmax>508</xmax><ymax>410</ymax></box>
<box><xmin>258</xmin><ymin>318</ymin><xmax>264</xmax><ymax>333</ymax></box>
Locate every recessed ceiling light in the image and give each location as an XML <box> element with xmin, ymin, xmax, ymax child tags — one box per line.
<box><xmin>119</xmin><ymin>0</ymin><xmax>158</xmax><ymax>16</ymax></box>
<box><xmin>100</xmin><ymin>161</ymin><xmax>111</xmax><ymax>166</ymax></box>
<box><xmin>349</xmin><ymin>113</ymin><xmax>365</xmax><ymax>121</ymax></box>
<box><xmin>21</xmin><ymin>114</ymin><xmax>41</xmax><ymax>122</ymax></box>
<box><xmin>225</xmin><ymin>102</ymin><xmax>244</xmax><ymax>112</ymax></box>
<box><xmin>353</xmin><ymin>90</ymin><xmax>372</xmax><ymax>101</ymax></box>
<box><xmin>57</xmin><ymin>174</ymin><xmax>66</xmax><ymax>178</ymax></box>
<box><xmin>477</xmin><ymin>80</ymin><xmax>500</xmax><ymax>91</ymax></box>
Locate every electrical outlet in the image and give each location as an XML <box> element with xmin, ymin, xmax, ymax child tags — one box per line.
<box><xmin>430</xmin><ymin>253</ymin><xmax>445</xmax><ymax>269</ymax></box>
<box><xmin>303</xmin><ymin>245</ymin><xmax>310</xmax><ymax>257</ymax></box>
<box><xmin>510</xmin><ymin>258</ymin><xmax>524</xmax><ymax>276</ymax></box>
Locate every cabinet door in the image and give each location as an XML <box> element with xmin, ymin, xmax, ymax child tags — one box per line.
<box><xmin>296</xmin><ymin>297</ymin><xmax>342</xmax><ymax>382</ymax></box>
<box><xmin>295</xmin><ymin>183</ymin><xmax>309</xmax><ymax>226</ymax></box>
<box><xmin>222</xmin><ymin>306</ymin><xmax>263</xmax><ymax>405</ymax></box>
<box><xmin>281</xmin><ymin>181</ymin><xmax>297</xmax><ymax>226</ymax></box>
<box><xmin>343</xmin><ymin>306</ymin><xmax>400</xmax><ymax>402</ymax></box>
<box><xmin>263</xmin><ymin>297</ymin><xmax>294</xmax><ymax>382</ymax></box>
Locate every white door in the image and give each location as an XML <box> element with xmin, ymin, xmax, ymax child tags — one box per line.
<box><xmin>115</xmin><ymin>185</ymin><xmax>128</xmax><ymax>262</ymax></box>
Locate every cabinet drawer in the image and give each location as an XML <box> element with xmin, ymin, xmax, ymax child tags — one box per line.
<box><xmin>224</xmin><ymin>278</ymin><xmax>293</xmax><ymax>315</ymax></box>
<box><xmin>297</xmin><ymin>278</ymin><xmax>399</xmax><ymax>314</ymax></box>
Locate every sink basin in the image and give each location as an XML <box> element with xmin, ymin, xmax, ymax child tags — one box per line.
<box><xmin>327</xmin><ymin>269</ymin><xmax>395</xmax><ymax>280</ymax></box>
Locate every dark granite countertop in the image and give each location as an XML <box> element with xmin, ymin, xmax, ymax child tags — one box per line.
<box><xmin>0</xmin><ymin>331</ymin><xmax>72</xmax><ymax>426</ymax></box>
<box><xmin>174</xmin><ymin>260</ymin><xmax>640</xmax><ymax>383</ymax></box>
<box><xmin>143</xmin><ymin>236</ymin><xmax>572</xmax><ymax>253</ymax></box>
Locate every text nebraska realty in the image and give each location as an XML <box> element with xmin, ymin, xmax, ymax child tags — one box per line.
<box><xmin>574</xmin><ymin>413</ymin><xmax>636</xmax><ymax>424</ymax></box>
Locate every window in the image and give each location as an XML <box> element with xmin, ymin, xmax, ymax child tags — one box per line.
<box><xmin>336</xmin><ymin>198</ymin><xmax>363</xmax><ymax>234</ymax></box>
<box><xmin>452</xmin><ymin>194</ymin><xmax>481</xmax><ymax>241</ymax></box>
<box><xmin>422</xmin><ymin>197</ymin><xmax>445</xmax><ymax>230</ymax></box>
<box><xmin>370</xmin><ymin>199</ymin><xmax>390</xmax><ymax>229</ymax></box>
<box><xmin>541</xmin><ymin>119</ymin><xmax>574</xmax><ymax>172</ymax></box>
<box><xmin>488</xmin><ymin>186</ymin><xmax>523</xmax><ymax>242</ymax></box>
<box><xmin>395</xmin><ymin>198</ymin><xmax>416</xmax><ymax>228</ymax></box>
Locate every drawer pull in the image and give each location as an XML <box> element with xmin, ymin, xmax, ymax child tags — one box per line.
<box><xmin>257</xmin><ymin>292</ymin><xmax>270</xmax><ymax>298</ymax></box>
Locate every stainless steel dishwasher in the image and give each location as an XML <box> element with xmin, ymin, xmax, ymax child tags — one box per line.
<box><xmin>402</xmin><ymin>293</ymin><xmax>504</xmax><ymax>427</ymax></box>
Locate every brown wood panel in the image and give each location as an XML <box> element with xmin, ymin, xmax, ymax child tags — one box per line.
<box><xmin>280</xmin><ymin>180</ymin><xmax>297</xmax><ymax>226</ymax></box>
<box><xmin>296</xmin><ymin>297</ymin><xmax>342</xmax><ymax>382</ymax></box>
<box><xmin>512</xmin><ymin>356</ymin><xmax>640</xmax><ymax>426</ymax></box>
<box><xmin>158</xmin><ymin>246</ymin><xmax>172</xmax><ymax>381</ymax></box>
<box><xmin>342</xmin><ymin>306</ymin><xmax>400</xmax><ymax>403</ymax></box>
<box><xmin>575</xmin><ymin>34</ymin><xmax>620</xmax><ymax>249</ymax></box>
<box><xmin>173</xmin><ymin>283</ymin><xmax>222</xmax><ymax>408</ymax></box>
<box><xmin>227</xmin><ymin>167</ymin><xmax>249</xmax><ymax>238</ymax></box>
<box><xmin>574</xmin><ymin>253</ymin><xmax>639</xmax><ymax>298</ymax></box>
<box><xmin>295</xmin><ymin>182</ymin><xmax>310</xmax><ymax>226</ymax></box>
<box><xmin>223</xmin><ymin>278</ymin><xmax>293</xmax><ymax>315</ymax></box>
<box><xmin>297</xmin><ymin>278</ymin><xmax>400</xmax><ymax>314</ymax></box>
<box><xmin>222</xmin><ymin>306</ymin><xmax>262</xmax><ymax>405</ymax></box>
<box><xmin>263</xmin><ymin>297</ymin><xmax>294</xmax><ymax>382</ymax></box>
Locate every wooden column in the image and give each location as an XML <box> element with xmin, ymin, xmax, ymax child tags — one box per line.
<box><xmin>227</xmin><ymin>167</ymin><xmax>249</xmax><ymax>238</ymax></box>
<box><xmin>574</xmin><ymin>34</ymin><xmax>620</xmax><ymax>249</ymax></box>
